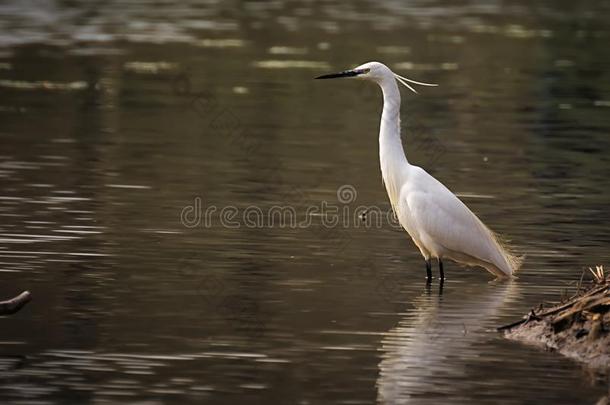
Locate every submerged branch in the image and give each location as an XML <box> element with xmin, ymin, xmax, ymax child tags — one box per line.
<box><xmin>0</xmin><ymin>291</ymin><xmax>32</xmax><ymax>316</ymax></box>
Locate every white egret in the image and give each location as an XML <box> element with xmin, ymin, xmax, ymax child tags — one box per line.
<box><xmin>316</xmin><ymin>61</ymin><xmax>522</xmax><ymax>281</ymax></box>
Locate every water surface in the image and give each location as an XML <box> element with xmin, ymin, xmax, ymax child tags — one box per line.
<box><xmin>1</xmin><ymin>0</ymin><xmax>609</xmax><ymax>403</ymax></box>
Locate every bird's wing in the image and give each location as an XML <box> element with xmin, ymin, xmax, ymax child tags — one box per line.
<box><xmin>403</xmin><ymin>169</ymin><xmax>513</xmax><ymax>275</ymax></box>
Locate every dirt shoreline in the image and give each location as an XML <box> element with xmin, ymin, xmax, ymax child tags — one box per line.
<box><xmin>499</xmin><ymin>269</ymin><xmax>609</xmax><ymax>371</ymax></box>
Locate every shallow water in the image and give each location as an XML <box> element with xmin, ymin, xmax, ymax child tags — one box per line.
<box><xmin>1</xmin><ymin>0</ymin><xmax>610</xmax><ymax>403</ymax></box>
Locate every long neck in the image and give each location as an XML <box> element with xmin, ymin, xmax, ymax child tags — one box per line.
<box><xmin>378</xmin><ymin>78</ymin><xmax>409</xmax><ymax>209</ymax></box>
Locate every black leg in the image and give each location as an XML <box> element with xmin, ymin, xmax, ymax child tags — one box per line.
<box><xmin>425</xmin><ymin>259</ymin><xmax>432</xmax><ymax>282</ymax></box>
<box><xmin>439</xmin><ymin>258</ymin><xmax>445</xmax><ymax>281</ymax></box>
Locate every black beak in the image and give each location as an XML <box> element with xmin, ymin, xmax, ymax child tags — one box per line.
<box><xmin>315</xmin><ymin>69</ymin><xmax>365</xmax><ymax>79</ymax></box>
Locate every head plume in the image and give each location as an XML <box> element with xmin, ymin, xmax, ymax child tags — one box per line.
<box><xmin>393</xmin><ymin>73</ymin><xmax>438</xmax><ymax>94</ymax></box>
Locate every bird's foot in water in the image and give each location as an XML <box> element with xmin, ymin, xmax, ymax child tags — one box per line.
<box><xmin>425</xmin><ymin>259</ymin><xmax>432</xmax><ymax>282</ymax></box>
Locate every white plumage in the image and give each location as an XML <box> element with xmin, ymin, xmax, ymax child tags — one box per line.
<box><xmin>316</xmin><ymin>61</ymin><xmax>522</xmax><ymax>280</ymax></box>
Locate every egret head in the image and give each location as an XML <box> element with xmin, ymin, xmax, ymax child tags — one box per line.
<box><xmin>315</xmin><ymin>61</ymin><xmax>437</xmax><ymax>93</ymax></box>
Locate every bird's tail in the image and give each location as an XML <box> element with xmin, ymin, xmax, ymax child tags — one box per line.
<box><xmin>489</xmin><ymin>232</ymin><xmax>524</xmax><ymax>277</ymax></box>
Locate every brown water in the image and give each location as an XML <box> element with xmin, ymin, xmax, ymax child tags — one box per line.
<box><xmin>1</xmin><ymin>0</ymin><xmax>610</xmax><ymax>403</ymax></box>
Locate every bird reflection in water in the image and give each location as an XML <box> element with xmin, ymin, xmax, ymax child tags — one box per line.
<box><xmin>377</xmin><ymin>281</ymin><xmax>518</xmax><ymax>404</ymax></box>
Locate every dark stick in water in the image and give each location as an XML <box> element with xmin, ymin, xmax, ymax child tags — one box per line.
<box><xmin>0</xmin><ymin>291</ymin><xmax>31</xmax><ymax>316</ymax></box>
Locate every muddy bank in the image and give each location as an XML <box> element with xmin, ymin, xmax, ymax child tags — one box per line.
<box><xmin>499</xmin><ymin>268</ymin><xmax>609</xmax><ymax>370</ymax></box>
